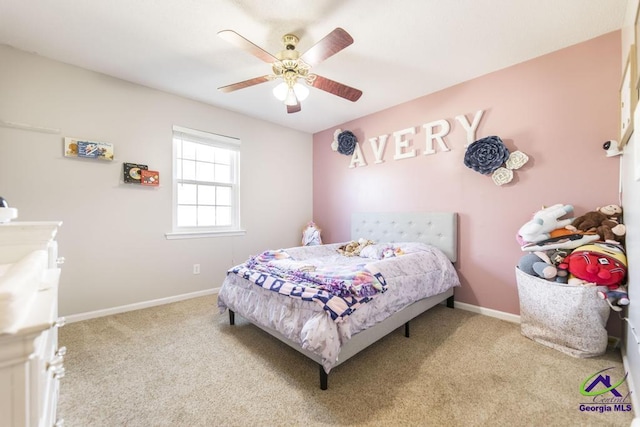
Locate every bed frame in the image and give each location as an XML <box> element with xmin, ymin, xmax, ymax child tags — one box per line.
<box><xmin>228</xmin><ymin>211</ymin><xmax>458</xmax><ymax>390</ymax></box>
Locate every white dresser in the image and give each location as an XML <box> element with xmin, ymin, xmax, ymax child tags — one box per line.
<box><xmin>0</xmin><ymin>222</ymin><xmax>64</xmax><ymax>427</ymax></box>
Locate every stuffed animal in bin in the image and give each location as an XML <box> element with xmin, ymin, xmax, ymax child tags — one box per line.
<box><xmin>597</xmin><ymin>286</ymin><xmax>630</xmax><ymax>312</ymax></box>
<box><xmin>520</xmin><ymin>232</ymin><xmax>599</xmax><ymax>252</ymax></box>
<box><xmin>565</xmin><ymin>204</ymin><xmax>626</xmax><ymax>244</ymax></box>
<box><xmin>555</xmin><ymin>263</ymin><xmax>569</xmax><ymax>284</ymax></box>
<box><xmin>518</xmin><ymin>251</ymin><xmax>558</xmax><ymax>280</ymax></box>
<box><xmin>517</xmin><ymin>204</ymin><xmax>574</xmax><ymax>244</ymax></box>
<box><xmin>563</xmin><ymin>242</ymin><xmax>627</xmax><ymax>288</ymax></box>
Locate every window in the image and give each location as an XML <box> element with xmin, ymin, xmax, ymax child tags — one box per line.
<box><xmin>167</xmin><ymin>125</ymin><xmax>243</xmax><ymax>239</ymax></box>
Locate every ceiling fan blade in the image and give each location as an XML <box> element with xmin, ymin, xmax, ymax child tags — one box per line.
<box><xmin>218</xmin><ymin>75</ymin><xmax>271</xmax><ymax>93</ymax></box>
<box><xmin>218</xmin><ymin>30</ymin><xmax>278</xmax><ymax>63</ymax></box>
<box><xmin>310</xmin><ymin>75</ymin><xmax>362</xmax><ymax>102</ymax></box>
<box><xmin>287</xmin><ymin>102</ymin><xmax>301</xmax><ymax>114</ymax></box>
<box><xmin>300</xmin><ymin>28</ymin><xmax>354</xmax><ymax>67</ymax></box>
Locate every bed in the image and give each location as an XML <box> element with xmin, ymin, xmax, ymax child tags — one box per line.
<box><xmin>217</xmin><ymin>212</ymin><xmax>459</xmax><ymax>389</ymax></box>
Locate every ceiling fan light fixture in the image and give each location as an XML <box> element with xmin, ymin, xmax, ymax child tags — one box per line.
<box><xmin>273</xmin><ymin>81</ymin><xmax>309</xmax><ymax>104</ymax></box>
<box><xmin>284</xmin><ymin>88</ymin><xmax>298</xmax><ymax>106</ymax></box>
<box><xmin>272</xmin><ymin>82</ymin><xmax>289</xmax><ymax>101</ymax></box>
<box><xmin>218</xmin><ymin>28</ymin><xmax>362</xmax><ymax>114</ymax></box>
<box><xmin>293</xmin><ymin>82</ymin><xmax>309</xmax><ymax>101</ymax></box>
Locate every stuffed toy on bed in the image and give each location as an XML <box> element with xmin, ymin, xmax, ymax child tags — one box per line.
<box><xmin>337</xmin><ymin>238</ymin><xmax>375</xmax><ymax>257</ymax></box>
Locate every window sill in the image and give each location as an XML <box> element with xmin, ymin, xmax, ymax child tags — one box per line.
<box><xmin>165</xmin><ymin>229</ymin><xmax>246</xmax><ymax>240</ymax></box>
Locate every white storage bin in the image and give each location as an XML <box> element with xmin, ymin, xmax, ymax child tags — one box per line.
<box><xmin>515</xmin><ymin>267</ymin><xmax>610</xmax><ymax>357</ymax></box>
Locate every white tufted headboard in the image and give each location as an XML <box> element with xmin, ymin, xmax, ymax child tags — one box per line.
<box><xmin>351</xmin><ymin>212</ymin><xmax>458</xmax><ymax>262</ymax></box>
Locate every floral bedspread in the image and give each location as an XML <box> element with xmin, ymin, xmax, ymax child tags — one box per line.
<box><xmin>219</xmin><ymin>242</ymin><xmax>461</xmax><ymax>372</ymax></box>
<box><xmin>229</xmin><ymin>249</ymin><xmax>387</xmax><ymax>322</ymax></box>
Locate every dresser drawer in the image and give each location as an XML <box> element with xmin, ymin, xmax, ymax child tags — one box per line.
<box><xmin>30</xmin><ymin>319</ymin><xmax>65</xmax><ymax>427</ymax></box>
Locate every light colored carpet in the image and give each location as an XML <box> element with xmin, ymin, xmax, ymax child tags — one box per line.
<box><xmin>58</xmin><ymin>296</ymin><xmax>633</xmax><ymax>426</ymax></box>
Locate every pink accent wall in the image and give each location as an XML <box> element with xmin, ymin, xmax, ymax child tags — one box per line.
<box><xmin>312</xmin><ymin>31</ymin><xmax>621</xmax><ymax>316</ymax></box>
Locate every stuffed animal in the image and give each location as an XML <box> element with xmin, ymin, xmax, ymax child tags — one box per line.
<box><xmin>565</xmin><ymin>204</ymin><xmax>626</xmax><ymax>243</ymax></box>
<box><xmin>518</xmin><ymin>252</ymin><xmax>557</xmax><ymax>280</ymax></box>
<box><xmin>337</xmin><ymin>238</ymin><xmax>375</xmax><ymax>257</ymax></box>
<box><xmin>518</xmin><ymin>204</ymin><xmax>574</xmax><ymax>244</ymax></box>
<box><xmin>548</xmin><ymin>249</ymin><xmax>570</xmax><ymax>265</ymax></box>
<box><xmin>555</xmin><ymin>262</ymin><xmax>569</xmax><ymax>284</ymax></box>
<box><xmin>597</xmin><ymin>286</ymin><xmax>629</xmax><ymax>312</ymax></box>
<box><xmin>563</xmin><ymin>242</ymin><xmax>627</xmax><ymax>288</ymax></box>
<box><xmin>520</xmin><ymin>232</ymin><xmax>599</xmax><ymax>252</ymax></box>
<box><xmin>382</xmin><ymin>246</ymin><xmax>398</xmax><ymax>258</ymax></box>
<box><xmin>301</xmin><ymin>221</ymin><xmax>322</xmax><ymax>246</ymax></box>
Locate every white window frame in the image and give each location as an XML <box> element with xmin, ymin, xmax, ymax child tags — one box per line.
<box><xmin>165</xmin><ymin>125</ymin><xmax>245</xmax><ymax>240</ymax></box>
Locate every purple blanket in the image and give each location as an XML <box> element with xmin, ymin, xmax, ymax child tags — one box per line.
<box><xmin>229</xmin><ymin>250</ymin><xmax>387</xmax><ymax>322</ymax></box>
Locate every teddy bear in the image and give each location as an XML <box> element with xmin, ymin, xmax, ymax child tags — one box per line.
<box><xmin>517</xmin><ymin>204</ymin><xmax>574</xmax><ymax>244</ymax></box>
<box><xmin>565</xmin><ymin>204</ymin><xmax>626</xmax><ymax>243</ymax></box>
<box><xmin>597</xmin><ymin>286</ymin><xmax>630</xmax><ymax>312</ymax></box>
<box><xmin>337</xmin><ymin>238</ymin><xmax>375</xmax><ymax>257</ymax></box>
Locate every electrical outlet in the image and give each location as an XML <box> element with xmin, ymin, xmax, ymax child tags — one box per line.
<box><xmin>193</xmin><ymin>264</ymin><xmax>200</xmax><ymax>275</ymax></box>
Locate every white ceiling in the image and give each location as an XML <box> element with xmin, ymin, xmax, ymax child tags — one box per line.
<box><xmin>0</xmin><ymin>0</ymin><xmax>628</xmax><ymax>134</ymax></box>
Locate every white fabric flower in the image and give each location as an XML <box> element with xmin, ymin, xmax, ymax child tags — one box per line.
<box><xmin>492</xmin><ymin>167</ymin><xmax>513</xmax><ymax>186</ymax></box>
<box><xmin>505</xmin><ymin>151</ymin><xmax>529</xmax><ymax>170</ymax></box>
<box><xmin>331</xmin><ymin>129</ymin><xmax>342</xmax><ymax>151</ymax></box>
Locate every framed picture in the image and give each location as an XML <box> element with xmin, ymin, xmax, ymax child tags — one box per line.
<box><xmin>64</xmin><ymin>137</ymin><xmax>114</xmax><ymax>161</ymax></box>
<box><xmin>620</xmin><ymin>46</ymin><xmax>637</xmax><ymax>148</ymax></box>
<box><xmin>123</xmin><ymin>162</ymin><xmax>148</xmax><ymax>183</ymax></box>
<box><xmin>140</xmin><ymin>170</ymin><xmax>160</xmax><ymax>186</ymax></box>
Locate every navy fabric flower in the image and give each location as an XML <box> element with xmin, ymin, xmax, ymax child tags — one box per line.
<box><xmin>337</xmin><ymin>130</ymin><xmax>357</xmax><ymax>155</ymax></box>
<box><xmin>464</xmin><ymin>136</ymin><xmax>510</xmax><ymax>175</ymax></box>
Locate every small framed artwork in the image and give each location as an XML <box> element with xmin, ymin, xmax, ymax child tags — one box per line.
<box><xmin>64</xmin><ymin>137</ymin><xmax>114</xmax><ymax>160</ymax></box>
<box><xmin>123</xmin><ymin>162</ymin><xmax>148</xmax><ymax>183</ymax></box>
<box><xmin>140</xmin><ymin>170</ymin><xmax>160</xmax><ymax>186</ymax></box>
<box><xmin>620</xmin><ymin>46</ymin><xmax>637</xmax><ymax>148</ymax></box>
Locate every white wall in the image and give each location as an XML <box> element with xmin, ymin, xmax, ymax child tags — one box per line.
<box><xmin>0</xmin><ymin>45</ymin><xmax>313</xmax><ymax>316</ymax></box>
<box><xmin>622</xmin><ymin>0</ymin><xmax>640</xmax><ymax>411</ymax></box>
<box><xmin>622</xmin><ymin>129</ymin><xmax>640</xmax><ymax>410</ymax></box>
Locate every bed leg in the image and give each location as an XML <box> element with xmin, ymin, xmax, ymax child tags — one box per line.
<box><xmin>319</xmin><ymin>365</ymin><xmax>328</xmax><ymax>390</ymax></box>
<box><xmin>404</xmin><ymin>322</ymin><xmax>410</xmax><ymax>338</ymax></box>
<box><xmin>229</xmin><ymin>309</ymin><xmax>235</xmax><ymax>325</ymax></box>
<box><xmin>446</xmin><ymin>295</ymin><xmax>455</xmax><ymax>309</ymax></box>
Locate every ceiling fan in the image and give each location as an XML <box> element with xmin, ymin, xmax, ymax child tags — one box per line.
<box><xmin>217</xmin><ymin>28</ymin><xmax>363</xmax><ymax>114</ymax></box>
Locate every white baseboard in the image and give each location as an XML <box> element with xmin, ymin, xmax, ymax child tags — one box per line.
<box><xmin>64</xmin><ymin>288</ymin><xmax>220</xmax><ymax>323</ymax></box>
<box><xmin>453</xmin><ymin>301</ymin><xmax>521</xmax><ymax>324</ymax></box>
